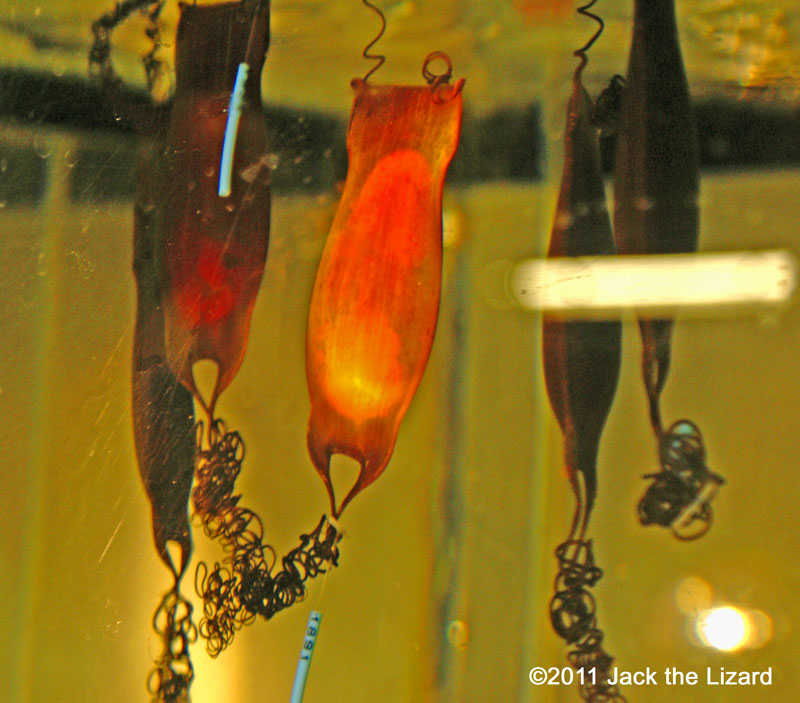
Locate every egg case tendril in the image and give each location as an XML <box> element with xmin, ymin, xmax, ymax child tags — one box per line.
<box><xmin>192</xmin><ymin>419</ymin><xmax>341</xmax><ymax>657</ymax></box>
<box><xmin>90</xmin><ymin>0</ymin><xmax>166</xmax><ymax>90</ymax></box>
<box><xmin>638</xmin><ymin>420</ymin><xmax>725</xmax><ymax>540</ymax></box>
<box><xmin>359</xmin><ymin>0</ymin><xmax>386</xmax><ymax>82</ymax></box>
<box><xmin>147</xmin><ymin>585</ymin><xmax>197</xmax><ymax>703</ymax></box>
<box><xmin>550</xmin><ymin>537</ymin><xmax>627</xmax><ymax>703</ymax></box>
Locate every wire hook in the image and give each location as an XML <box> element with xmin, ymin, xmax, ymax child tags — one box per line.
<box><xmin>573</xmin><ymin>0</ymin><xmax>604</xmax><ymax>75</ymax></box>
<box><xmin>360</xmin><ymin>0</ymin><xmax>386</xmax><ymax>81</ymax></box>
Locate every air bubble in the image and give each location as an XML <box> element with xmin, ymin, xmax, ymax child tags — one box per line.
<box><xmin>33</xmin><ymin>136</ymin><xmax>51</xmax><ymax>159</ymax></box>
<box><xmin>447</xmin><ymin>621</ymin><xmax>469</xmax><ymax>650</ymax></box>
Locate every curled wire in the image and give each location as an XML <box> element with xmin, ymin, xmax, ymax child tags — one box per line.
<box><xmin>422</xmin><ymin>51</ymin><xmax>452</xmax><ymax>86</ymax></box>
<box><xmin>422</xmin><ymin>51</ymin><xmax>463</xmax><ymax>104</ymax></box>
<box><xmin>568</xmin><ymin>630</ymin><xmax>627</xmax><ymax>703</ymax></box>
<box><xmin>573</xmin><ymin>0</ymin><xmax>604</xmax><ymax>75</ymax></box>
<box><xmin>360</xmin><ymin>0</ymin><xmax>387</xmax><ymax>82</ymax></box>
<box><xmin>146</xmin><ymin>585</ymin><xmax>197</xmax><ymax>703</ymax></box>
<box><xmin>549</xmin><ymin>534</ymin><xmax>626</xmax><ymax>703</ymax></box>
<box><xmin>89</xmin><ymin>0</ymin><xmax>165</xmax><ymax>90</ymax></box>
<box><xmin>192</xmin><ymin>419</ymin><xmax>341</xmax><ymax>657</ymax></box>
<box><xmin>638</xmin><ymin>420</ymin><xmax>725</xmax><ymax>540</ymax></box>
<box><xmin>550</xmin><ymin>539</ymin><xmax>602</xmax><ymax>644</ymax></box>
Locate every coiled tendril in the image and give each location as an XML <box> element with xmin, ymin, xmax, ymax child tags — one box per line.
<box><xmin>573</xmin><ymin>0</ymin><xmax>604</xmax><ymax>75</ymax></box>
<box><xmin>192</xmin><ymin>419</ymin><xmax>341</xmax><ymax>657</ymax></box>
<box><xmin>147</xmin><ymin>586</ymin><xmax>197</xmax><ymax>703</ymax></box>
<box><xmin>638</xmin><ymin>420</ymin><xmax>725</xmax><ymax>540</ymax></box>
<box><xmin>360</xmin><ymin>0</ymin><xmax>386</xmax><ymax>81</ymax></box>
<box><xmin>550</xmin><ymin>538</ymin><xmax>626</xmax><ymax>703</ymax></box>
<box><xmin>89</xmin><ymin>0</ymin><xmax>165</xmax><ymax>91</ymax></box>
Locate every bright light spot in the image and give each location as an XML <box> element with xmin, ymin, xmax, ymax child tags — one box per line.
<box><xmin>696</xmin><ymin>606</ymin><xmax>750</xmax><ymax>651</ymax></box>
<box><xmin>510</xmin><ymin>250</ymin><xmax>797</xmax><ymax>315</ymax></box>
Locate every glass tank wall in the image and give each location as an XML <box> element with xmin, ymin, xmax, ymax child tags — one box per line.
<box><xmin>1</xmin><ymin>2</ymin><xmax>798</xmax><ymax>703</ymax></box>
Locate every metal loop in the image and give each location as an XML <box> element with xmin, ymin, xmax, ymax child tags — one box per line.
<box><xmin>422</xmin><ymin>51</ymin><xmax>453</xmax><ymax>85</ymax></box>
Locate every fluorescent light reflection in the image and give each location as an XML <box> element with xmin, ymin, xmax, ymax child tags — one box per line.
<box><xmin>510</xmin><ymin>250</ymin><xmax>796</xmax><ymax>315</ymax></box>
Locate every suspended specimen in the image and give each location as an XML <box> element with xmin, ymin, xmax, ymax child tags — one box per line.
<box><xmin>132</xmin><ymin>148</ymin><xmax>198</xmax><ymax>701</ymax></box>
<box><xmin>155</xmin><ymin>0</ymin><xmax>271</xmax><ymax>420</ymax></box>
<box><xmin>91</xmin><ymin>1</ymin><xmax>339</xmax><ymax>699</ymax></box>
<box><xmin>92</xmin><ymin>0</ymin><xmax>463</xmax><ymax>696</ymax></box>
<box><xmin>614</xmin><ymin>0</ymin><xmax>724</xmax><ymax>540</ymax></box>
<box><xmin>305</xmin><ymin>2</ymin><xmax>464</xmax><ymax>518</ymax></box>
<box><xmin>541</xmin><ymin>3</ymin><xmax>625</xmax><ymax>702</ymax></box>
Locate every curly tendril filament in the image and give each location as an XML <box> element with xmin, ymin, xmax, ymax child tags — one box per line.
<box><xmin>550</xmin><ymin>540</ymin><xmax>626</xmax><ymax>703</ymax></box>
<box><xmin>306</xmin><ymin>59</ymin><xmax>464</xmax><ymax>518</ymax></box>
<box><xmin>90</xmin><ymin>0</ymin><xmax>166</xmax><ymax>90</ymax></box>
<box><xmin>147</xmin><ymin>587</ymin><xmax>197</xmax><ymax>703</ymax></box>
<box><xmin>572</xmin><ymin>0</ymin><xmax>604</xmax><ymax>74</ymax></box>
<box><xmin>360</xmin><ymin>0</ymin><xmax>387</xmax><ymax>81</ymax></box>
<box><xmin>191</xmin><ymin>421</ymin><xmax>341</xmax><ymax>656</ymax></box>
<box><xmin>638</xmin><ymin>420</ymin><xmax>725</xmax><ymax>540</ymax></box>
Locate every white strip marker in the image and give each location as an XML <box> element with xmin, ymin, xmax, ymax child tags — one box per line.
<box><xmin>218</xmin><ymin>62</ymin><xmax>250</xmax><ymax>198</ymax></box>
<box><xmin>510</xmin><ymin>250</ymin><xmax>796</xmax><ymax>314</ymax></box>
<box><xmin>290</xmin><ymin>610</ymin><xmax>322</xmax><ymax>703</ymax></box>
